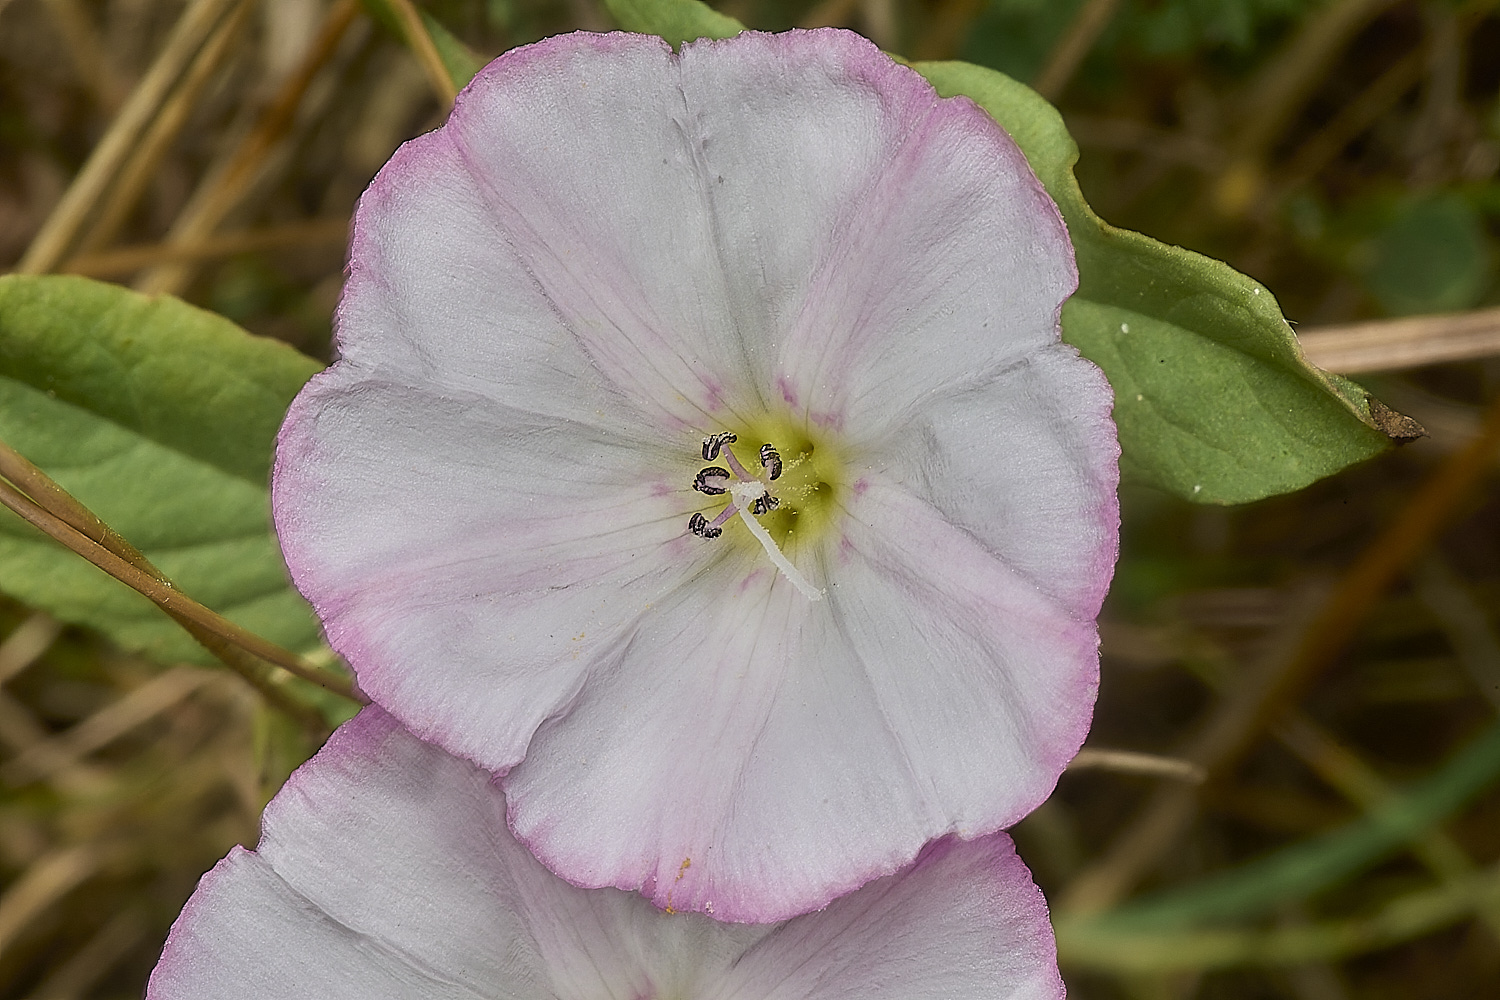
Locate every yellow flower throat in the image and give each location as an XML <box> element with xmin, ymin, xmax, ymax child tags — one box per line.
<box><xmin>687</xmin><ymin>416</ymin><xmax>845</xmax><ymax>601</ymax></box>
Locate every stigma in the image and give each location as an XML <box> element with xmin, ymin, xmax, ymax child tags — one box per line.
<box><xmin>687</xmin><ymin>433</ymin><xmax>823</xmax><ymax>602</ymax></box>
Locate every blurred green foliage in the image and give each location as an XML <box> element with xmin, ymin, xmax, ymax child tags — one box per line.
<box><xmin>966</xmin><ymin>0</ymin><xmax>1318</xmax><ymax>82</ymax></box>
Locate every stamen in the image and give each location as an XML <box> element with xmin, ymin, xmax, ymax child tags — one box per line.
<box><xmin>729</xmin><ymin>481</ymin><xmax>823</xmax><ymax>601</ymax></box>
<box><xmin>759</xmin><ymin>443</ymin><xmax>782</xmax><ymax>481</ymax></box>
<box><xmin>702</xmin><ymin>432</ymin><xmax>737</xmax><ymax>461</ymax></box>
<box><xmin>707</xmin><ymin>503</ymin><xmax>738</xmax><ymax>530</ymax></box>
<box><xmin>693</xmin><ymin>467</ymin><xmax>732</xmax><ymax>495</ymax></box>
<box><xmin>719</xmin><ymin>444</ymin><xmax>754</xmax><ymax>482</ymax></box>
<box><xmin>688</xmin><ymin>502</ymin><xmax>739</xmax><ymax>540</ymax></box>
<box><xmin>688</xmin><ymin>512</ymin><xmax>722</xmax><ymax>539</ymax></box>
<box><xmin>689</xmin><ymin>433</ymin><xmax>821</xmax><ymax>600</ymax></box>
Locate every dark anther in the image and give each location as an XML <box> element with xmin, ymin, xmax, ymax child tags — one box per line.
<box><xmin>689</xmin><ymin>512</ymin><xmax>721</xmax><ymax>539</ymax></box>
<box><xmin>702</xmin><ymin>432</ymin><xmax>738</xmax><ymax>461</ymax></box>
<box><xmin>750</xmin><ymin>494</ymin><xmax>780</xmax><ymax>516</ymax></box>
<box><xmin>693</xmin><ymin>467</ymin><xmax>732</xmax><ymax>495</ymax></box>
<box><xmin>759</xmin><ymin>443</ymin><xmax>782</xmax><ymax>481</ymax></box>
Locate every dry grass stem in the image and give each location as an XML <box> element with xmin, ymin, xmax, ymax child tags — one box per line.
<box><xmin>0</xmin><ymin>613</ymin><xmax>61</xmax><ymax>686</ymax></box>
<box><xmin>1058</xmin><ymin>594</ymin><xmax>1325</xmax><ymax>916</ymax></box>
<box><xmin>1413</xmin><ymin>557</ymin><xmax>1500</xmax><ymax>710</ymax></box>
<box><xmin>1063</xmin><ymin>395</ymin><xmax>1500</xmax><ymax>915</ymax></box>
<box><xmin>0</xmin><ymin>438</ymin><xmax>165</xmax><ymax>577</ymax></box>
<box><xmin>25</xmin><ymin>909</ymin><xmax>148</xmax><ymax>1000</ymax></box>
<box><xmin>0</xmin><ymin>688</ymin><xmax>54</xmax><ymax>754</ymax></box>
<box><xmin>1298</xmin><ymin>307</ymin><xmax>1500</xmax><ymax>374</ymax></box>
<box><xmin>1212</xmin><ymin>0</ymin><xmax>1402</xmax><ymax>215</ymax></box>
<box><xmin>1230</xmin><ymin>0</ymin><xmax>1401</xmax><ymax>158</ymax></box>
<box><xmin>64</xmin><ymin>218</ymin><xmax>351</xmax><ymax>277</ymax></box>
<box><xmin>73</xmin><ymin>0</ymin><xmax>256</xmax><ymax>256</ymax></box>
<box><xmin>3</xmin><ymin>2</ymin><xmax>1499</xmax><ymax>993</ymax></box>
<box><xmin>16</xmin><ymin>0</ymin><xmax>244</xmax><ymax>274</ymax></box>
<box><xmin>40</xmin><ymin>0</ymin><xmax>127</xmax><ymax>111</ymax></box>
<box><xmin>1273</xmin><ymin>711</ymin><xmax>1500</xmax><ymax>939</ymax></box>
<box><xmin>0</xmin><ymin>847</ymin><xmax>101</xmax><ymax>961</ymax></box>
<box><xmin>1068</xmin><ymin>749</ymin><xmax>1208</xmax><ymax>783</ymax></box>
<box><xmin>1060</xmin><ymin>859</ymin><xmax>1500</xmax><ymax>970</ymax></box>
<box><xmin>0</xmin><ymin>473</ymin><xmax>360</xmax><ymax>703</ymax></box>
<box><xmin>1</xmin><ymin>667</ymin><xmax>216</xmax><ymax>786</ymax></box>
<box><xmin>388</xmin><ymin>0</ymin><xmax>459</xmax><ymax>106</ymax></box>
<box><xmin>1275</xmin><ymin>51</ymin><xmax>1425</xmax><ymax>195</ymax></box>
<box><xmin>132</xmin><ymin>0</ymin><xmax>362</xmax><ymax>295</ymax></box>
<box><xmin>0</xmin><ymin>686</ymin><xmax>112</xmax><ymax>796</ymax></box>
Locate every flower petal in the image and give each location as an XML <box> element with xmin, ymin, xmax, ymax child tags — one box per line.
<box><xmin>149</xmin><ymin>709</ymin><xmax>1061</xmax><ymax>1000</ymax></box>
<box><xmin>746</xmin><ymin>44</ymin><xmax>1075</xmax><ymax>434</ymax></box>
<box><xmin>873</xmin><ymin>342</ymin><xmax>1120</xmax><ymax>615</ymax></box>
<box><xmin>505</xmin><ymin>469</ymin><xmax>1099</xmax><ymax>921</ymax></box>
<box><xmin>275</xmin><ymin>377</ymin><xmax>721</xmax><ymax>772</ymax></box>
<box><xmin>338</xmin><ymin>120</ymin><xmax>667</xmax><ymax>437</ymax></box>
<box><xmin>148</xmin><ymin>709</ymin><xmax>748</xmax><ymax>1000</ymax></box>
<box><xmin>671</xmin><ymin>29</ymin><xmax>946</xmax><ymax>414</ymax></box>
<box><xmin>439</xmin><ymin>31</ymin><xmax>763</xmax><ymax>428</ymax></box>
<box><xmin>712</xmin><ymin>837</ymin><xmax>1063</xmax><ymax>1000</ymax></box>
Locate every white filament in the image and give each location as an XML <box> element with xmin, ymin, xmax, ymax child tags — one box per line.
<box><xmin>729</xmin><ymin>481</ymin><xmax>824</xmax><ymax>602</ymax></box>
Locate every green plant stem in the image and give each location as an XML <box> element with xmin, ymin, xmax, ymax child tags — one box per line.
<box><xmin>0</xmin><ymin>436</ymin><xmax>160</xmax><ymax>573</ymax></box>
<box><xmin>0</xmin><ymin>464</ymin><xmax>361</xmax><ymax>706</ymax></box>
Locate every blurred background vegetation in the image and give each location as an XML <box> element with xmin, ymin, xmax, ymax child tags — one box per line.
<box><xmin>1</xmin><ymin>0</ymin><xmax>1499</xmax><ymax>997</ymax></box>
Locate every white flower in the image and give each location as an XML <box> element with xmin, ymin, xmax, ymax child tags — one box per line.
<box><xmin>148</xmin><ymin>709</ymin><xmax>1065</xmax><ymax>1000</ymax></box>
<box><xmin>273</xmin><ymin>28</ymin><xmax>1118</xmax><ymax>921</ymax></box>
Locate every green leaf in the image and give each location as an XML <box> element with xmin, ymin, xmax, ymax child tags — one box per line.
<box><xmin>913</xmin><ymin>60</ymin><xmax>1398</xmax><ymax>503</ymax></box>
<box><xmin>602</xmin><ymin>0</ymin><xmax>744</xmax><ymax>47</ymax></box>
<box><xmin>0</xmin><ymin>275</ymin><xmax>324</xmax><ymax>666</ymax></box>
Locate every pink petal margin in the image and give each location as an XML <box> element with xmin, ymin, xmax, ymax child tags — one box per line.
<box><xmin>147</xmin><ymin>708</ymin><xmax>1065</xmax><ymax>1000</ymax></box>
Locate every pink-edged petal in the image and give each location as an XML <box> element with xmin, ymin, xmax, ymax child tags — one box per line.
<box><xmin>503</xmin><ymin>562</ymin><xmax>812</xmax><ymax>920</ymax></box>
<box><xmin>440</xmin><ymin>31</ymin><xmax>765</xmax><ymax>427</ymax></box>
<box><xmin>825</xmin><ymin>475</ymin><xmax>1101</xmax><ymax>813</ymax></box>
<box><xmin>504</xmin><ymin>472</ymin><xmax>1098</xmax><ymax>922</ymax></box>
<box><xmin>735</xmin><ymin>41</ymin><xmax>1074</xmax><ymax>434</ymax></box>
<box><xmin>274</xmin><ymin>378</ymin><xmax>718</xmax><ymax>772</ymax></box>
<box><xmin>338</xmin><ymin>123</ymin><xmax>667</xmax><ymax>438</ymax></box>
<box><xmin>713</xmin><ymin>837</ymin><xmax>1063</xmax><ymax>1000</ymax></box>
<box><xmin>670</xmin><ymin>30</ymin><xmax>942</xmax><ymax>397</ymax></box>
<box><xmin>872</xmin><ymin>343</ymin><xmax>1120</xmax><ymax>615</ymax></box>
<box><xmin>150</xmin><ymin>709</ymin><xmax>1062</xmax><ymax>1000</ymax></box>
<box><xmin>147</xmin><ymin>709</ymin><xmax>645</xmax><ymax>1000</ymax></box>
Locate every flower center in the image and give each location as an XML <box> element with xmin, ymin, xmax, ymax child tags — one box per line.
<box><xmin>686</xmin><ymin>424</ymin><xmax>841</xmax><ymax>602</ymax></box>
